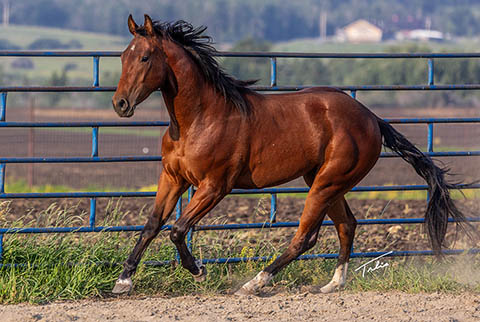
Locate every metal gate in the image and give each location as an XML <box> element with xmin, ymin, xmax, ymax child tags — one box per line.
<box><xmin>1</xmin><ymin>51</ymin><xmax>479</xmax><ymax>265</ymax></box>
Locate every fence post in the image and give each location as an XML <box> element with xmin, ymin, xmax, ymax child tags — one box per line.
<box><xmin>0</xmin><ymin>233</ymin><xmax>3</xmax><ymax>262</ymax></box>
<box><xmin>90</xmin><ymin>127</ymin><xmax>99</xmax><ymax>229</ymax></box>
<box><xmin>270</xmin><ymin>57</ymin><xmax>277</xmax><ymax>87</ymax></box>
<box><xmin>426</xmin><ymin>122</ymin><xmax>434</xmax><ymax>201</ymax></box>
<box><xmin>0</xmin><ymin>93</ymin><xmax>6</xmax><ymax>194</ymax></box>
<box><xmin>93</xmin><ymin>56</ymin><xmax>100</xmax><ymax>87</ymax></box>
<box><xmin>175</xmin><ymin>197</ymin><xmax>182</xmax><ymax>262</ymax></box>
<box><xmin>89</xmin><ymin>198</ymin><xmax>97</xmax><ymax>228</ymax></box>
<box><xmin>270</xmin><ymin>193</ymin><xmax>277</xmax><ymax>223</ymax></box>
<box><xmin>427</xmin><ymin>123</ymin><xmax>434</xmax><ymax>153</ymax></box>
<box><xmin>0</xmin><ymin>92</ymin><xmax>6</xmax><ymax>121</ymax></box>
<box><xmin>91</xmin><ymin>127</ymin><xmax>99</xmax><ymax>157</ymax></box>
<box><xmin>0</xmin><ymin>163</ymin><xmax>4</xmax><ymax>194</ymax></box>
<box><xmin>187</xmin><ymin>187</ymin><xmax>194</xmax><ymax>251</ymax></box>
<box><xmin>427</xmin><ymin>59</ymin><xmax>434</xmax><ymax>85</ymax></box>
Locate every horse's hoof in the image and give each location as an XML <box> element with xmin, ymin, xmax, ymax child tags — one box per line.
<box><xmin>193</xmin><ymin>265</ymin><xmax>207</xmax><ymax>282</ymax></box>
<box><xmin>234</xmin><ymin>286</ymin><xmax>254</xmax><ymax>297</ymax></box>
<box><xmin>319</xmin><ymin>282</ymin><xmax>340</xmax><ymax>294</ymax></box>
<box><xmin>112</xmin><ymin>277</ymin><xmax>132</xmax><ymax>294</ymax></box>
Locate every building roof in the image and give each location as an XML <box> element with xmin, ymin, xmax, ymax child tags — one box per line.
<box><xmin>343</xmin><ymin>19</ymin><xmax>382</xmax><ymax>34</ymax></box>
<box><xmin>338</xmin><ymin>19</ymin><xmax>383</xmax><ymax>43</ymax></box>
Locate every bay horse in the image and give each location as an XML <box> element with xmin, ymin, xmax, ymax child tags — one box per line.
<box><xmin>111</xmin><ymin>15</ymin><xmax>474</xmax><ymax>295</ymax></box>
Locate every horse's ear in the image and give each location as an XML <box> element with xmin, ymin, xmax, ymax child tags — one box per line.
<box><xmin>128</xmin><ymin>14</ymin><xmax>138</xmax><ymax>35</ymax></box>
<box><xmin>144</xmin><ymin>14</ymin><xmax>155</xmax><ymax>36</ymax></box>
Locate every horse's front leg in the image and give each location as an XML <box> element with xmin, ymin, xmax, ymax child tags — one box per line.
<box><xmin>169</xmin><ymin>182</ymin><xmax>227</xmax><ymax>281</ymax></box>
<box><xmin>112</xmin><ymin>172</ymin><xmax>188</xmax><ymax>294</ymax></box>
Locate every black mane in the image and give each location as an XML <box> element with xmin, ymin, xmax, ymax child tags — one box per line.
<box><xmin>137</xmin><ymin>20</ymin><xmax>257</xmax><ymax>115</ymax></box>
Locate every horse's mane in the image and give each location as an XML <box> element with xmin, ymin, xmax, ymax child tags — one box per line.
<box><xmin>137</xmin><ymin>20</ymin><xmax>257</xmax><ymax>115</ymax></box>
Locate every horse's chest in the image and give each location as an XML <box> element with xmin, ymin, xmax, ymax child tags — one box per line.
<box><xmin>162</xmin><ymin>144</ymin><xmax>233</xmax><ymax>186</ymax></box>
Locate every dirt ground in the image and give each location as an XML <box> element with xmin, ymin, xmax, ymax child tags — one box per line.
<box><xmin>1</xmin><ymin>291</ymin><xmax>479</xmax><ymax>321</ymax></box>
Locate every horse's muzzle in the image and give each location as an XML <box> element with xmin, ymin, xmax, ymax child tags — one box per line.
<box><xmin>112</xmin><ymin>97</ymin><xmax>134</xmax><ymax>117</ymax></box>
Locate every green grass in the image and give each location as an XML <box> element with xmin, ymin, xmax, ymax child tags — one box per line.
<box><xmin>348</xmin><ymin>255</ymin><xmax>480</xmax><ymax>293</ymax></box>
<box><xmin>272</xmin><ymin>38</ymin><xmax>480</xmax><ymax>53</ymax></box>
<box><xmin>0</xmin><ymin>25</ymin><xmax>126</xmax><ymax>50</ymax></box>
<box><xmin>273</xmin><ymin>39</ymin><xmax>391</xmax><ymax>53</ymax></box>
<box><xmin>5</xmin><ymin>179</ymin><xmax>136</xmax><ymax>194</ymax></box>
<box><xmin>0</xmin><ymin>24</ymin><xmax>126</xmax><ymax>81</ymax></box>
<box><xmin>0</xmin><ymin>201</ymin><xmax>478</xmax><ymax>304</ymax></box>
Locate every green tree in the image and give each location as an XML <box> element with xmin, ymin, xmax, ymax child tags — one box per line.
<box><xmin>222</xmin><ymin>38</ymin><xmax>272</xmax><ymax>85</ymax></box>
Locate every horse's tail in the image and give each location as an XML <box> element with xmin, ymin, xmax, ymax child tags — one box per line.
<box><xmin>376</xmin><ymin>117</ymin><xmax>476</xmax><ymax>254</ymax></box>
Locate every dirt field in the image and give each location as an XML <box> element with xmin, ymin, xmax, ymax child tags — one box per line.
<box><xmin>1</xmin><ymin>291</ymin><xmax>479</xmax><ymax>321</ymax></box>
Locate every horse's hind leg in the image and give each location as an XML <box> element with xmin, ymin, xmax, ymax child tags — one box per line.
<box><xmin>236</xmin><ymin>168</ymin><xmax>349</xmax><ymax>295</ymax></box>
<box><xmin>320</xmin><ymin>197</ymin><xmax>356</xmax><ymax>293</ymax></box>
<box><xmin>304</xmin><ymin>171</ymin><xmax>357</xmax><ymax>293</ymax></box>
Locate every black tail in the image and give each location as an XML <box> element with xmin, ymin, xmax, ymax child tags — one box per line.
<box><xmin>377</xmin><ymin>118</ymin><xmax>476</xmax><ymax>254</ymax></box>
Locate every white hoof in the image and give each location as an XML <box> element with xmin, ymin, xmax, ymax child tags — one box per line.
<box><xmin>235</xmin><ymin>286</ymin><xmax>254</xmax><ymax>296</ymax></box>
<box><xmin>193</xmin><ymin>265</ymin><xmax>207</xmax><ymax>282</ymax></box>
<box><xmin>192</xmin><ymin>260</ymin><xmax>207</xmax><ymax>282</ymax></box>
<box><xmin>320</xmin><ymin>281</ymin><xmax>340</xmax><ymax>293</ymax></box>
<box><xmin>112</xmin><ymin>277</ymin><xmax>133</xmax><ymax>294</ymax></box>
<box><xmin>235</xmin><ymin>271</ymin><xmax>272</xmax><ymax>296</ymax></box>
<box><xmin>320</xmin><ymin>263</ymin><xmax>348</xmax><ymax>293</ymax></box>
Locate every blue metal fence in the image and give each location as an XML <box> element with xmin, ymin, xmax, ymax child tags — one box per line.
<box><xmin>0</xmin><ymin>50</ymin><xmax>479</xmax><ymax>265</ymax></box>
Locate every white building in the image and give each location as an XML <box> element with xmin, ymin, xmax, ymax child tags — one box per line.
<box><xmin>395</xmin><ymin>29</ymin><xmax>444</xmax><ymax>41</ymax></box>
<box><xmin>336</xmin><ymin>20</ymin><xmax>383</xmax><ymax>43</ymax></box>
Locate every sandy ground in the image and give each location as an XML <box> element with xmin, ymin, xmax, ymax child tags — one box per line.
<box><xmin>1</xmin><ymin>291</ymin><xmax>479</xmax><ymax>322</ymax></box>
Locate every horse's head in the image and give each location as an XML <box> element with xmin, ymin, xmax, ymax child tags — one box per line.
<box><xmin>112</xmin><ymin>14</ymin><xmax>175</xmax><ymax>117</ymax></box>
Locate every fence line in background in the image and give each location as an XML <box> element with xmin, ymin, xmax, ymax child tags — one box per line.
<box><xmin>0</xmin><ymin>51</ymin><xmax>479</xmax><ymax>265</ymax></box>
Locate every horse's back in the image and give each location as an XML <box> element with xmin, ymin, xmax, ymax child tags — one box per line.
<box><xmin>252</xmin><ymin>87</ymin><xmax>381</xmax><ymax>146</ymax></box>
<box><xmin>237</xmin><ymin>88</ymin><xmax>382</xmax><ymax>188</ymax></box>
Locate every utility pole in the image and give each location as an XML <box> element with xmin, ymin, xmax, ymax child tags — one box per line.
<box><xmin>2</xmin><ymin>0</ymin><xmax>9</xmax><ymax>27</ymax></box>
<box><xmin>425</xmin><ymin>16</ymin><xmax>432</xmax><ymax>30</ymax></box>
<box><xmin>319</xmin><ymin>10</ymin><xmax>327</xmax><ymax>40</ymax></box>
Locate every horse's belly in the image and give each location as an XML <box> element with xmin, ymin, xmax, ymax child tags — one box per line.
<box><xmin>236</xmin><ymin>148</ymin><xmax>322</xmax><ymax>189</ymax></box>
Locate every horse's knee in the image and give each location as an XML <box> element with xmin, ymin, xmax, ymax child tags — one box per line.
<box><xmin>169</xmin><ymin>224</ymin><xmax>186</xmax><ymax>244</ymax></box>
<box><xmin>142</xmin><ymin>220</ymin><xmax>161</xmax><ymax>240</ymax></box>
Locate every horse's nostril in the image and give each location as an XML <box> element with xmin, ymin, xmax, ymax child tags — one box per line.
<box><xmin>118</xmin><ymin>98</ymin><xmax>129</xmax><ymax>111</ymax></box>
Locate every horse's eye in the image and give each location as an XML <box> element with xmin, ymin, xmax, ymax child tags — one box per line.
<box><xmin>141</xmin><ymin>56</ymin><xmax>149</xmax><ymax>62</ymax></box>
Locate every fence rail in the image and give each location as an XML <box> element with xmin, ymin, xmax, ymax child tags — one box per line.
<box><xmin>0</xmin><ymin>50</ymin><xmax>479</xmax><ymax>266</ymax></box>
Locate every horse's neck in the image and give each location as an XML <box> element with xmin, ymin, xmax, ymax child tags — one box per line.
<box><xmin>162</xmin><ymin>41</ymin><xmax>224</xmax><ymax>139</ymax></box>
